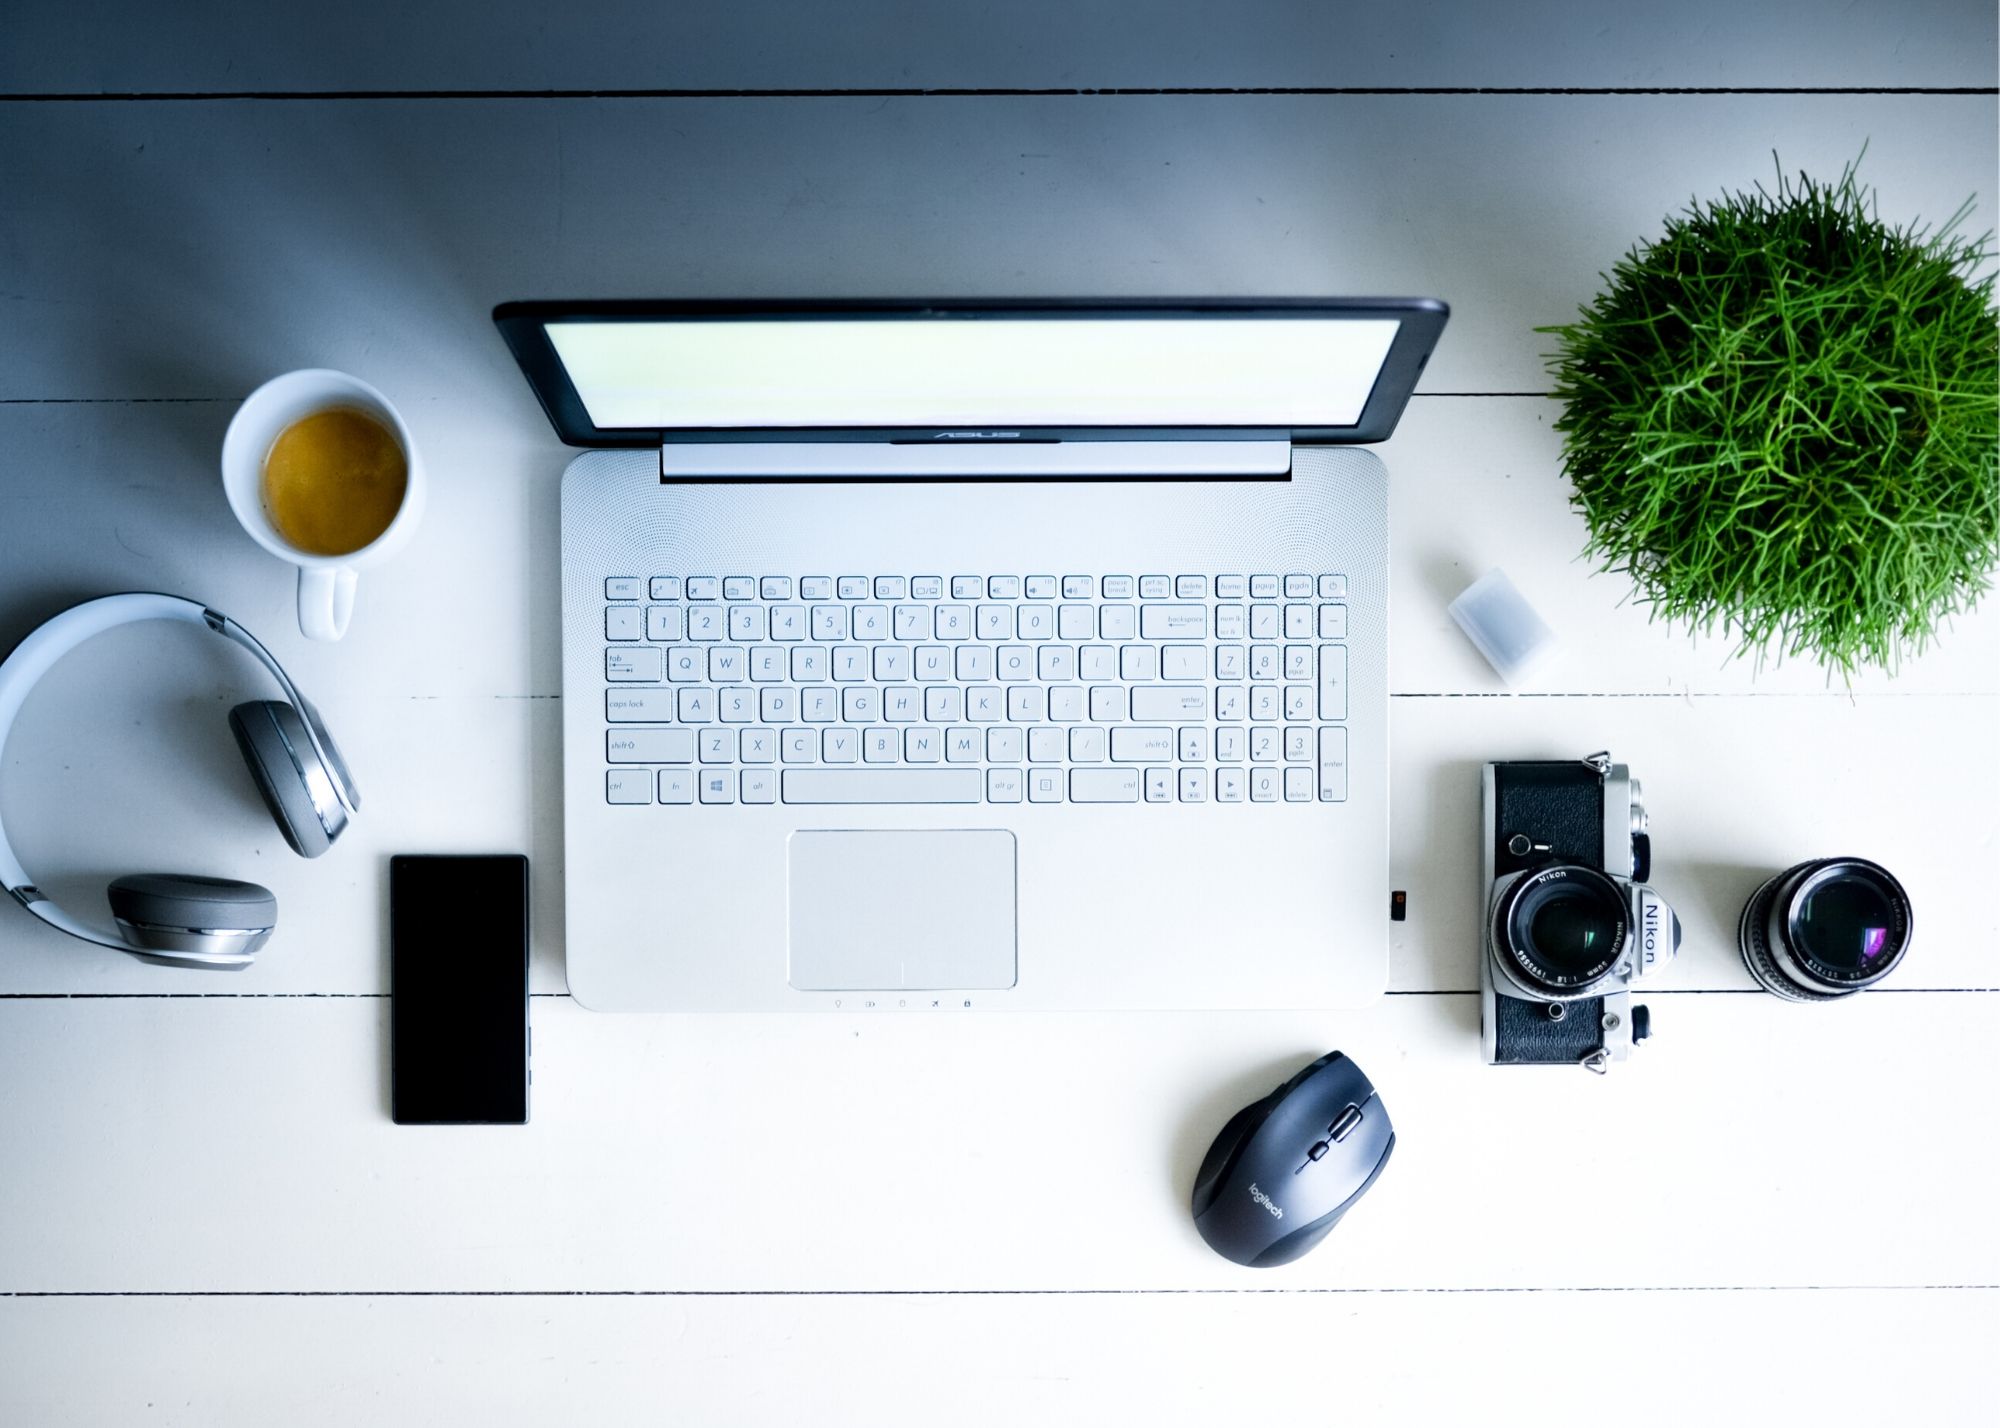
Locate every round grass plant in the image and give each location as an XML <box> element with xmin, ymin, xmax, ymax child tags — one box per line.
<box><xmin>1541</xmin><ymin>157</ymin><xmax>1998</xmax><ymax>674</ymax></box>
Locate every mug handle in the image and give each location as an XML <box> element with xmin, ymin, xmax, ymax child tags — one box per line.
<box><xmin>298</xmin><ymin>567</ymin><xmax>358</xmax><ymax>642</ymax></box>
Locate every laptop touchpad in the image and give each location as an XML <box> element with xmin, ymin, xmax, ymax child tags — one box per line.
<box><xmin>787</xmin><ymin>830</ymin><xmax>1018</xmax><ymax>991</ymax></box>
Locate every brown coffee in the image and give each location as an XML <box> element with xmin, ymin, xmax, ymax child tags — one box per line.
<box><xmin>261</xmin><ymin>407</ymin><xmax>408</xmax><ymax>556</ymax></box>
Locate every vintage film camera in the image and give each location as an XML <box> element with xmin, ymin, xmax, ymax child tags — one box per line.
<box><xmin>1480</xmin><ymin>753</ymin><xmax>1680</xmax><ymax>1072</ymax></box>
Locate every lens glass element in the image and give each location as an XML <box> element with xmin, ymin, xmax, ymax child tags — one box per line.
<box><xmin>1796</xmin><ymin>874</ymin><xmax>1899</xmax><ymax>971</ymax></box>
<box><xmin>1530</xmin><ymin>895</ymin><xmax>1618</xmax><ymax>974</ymax></box>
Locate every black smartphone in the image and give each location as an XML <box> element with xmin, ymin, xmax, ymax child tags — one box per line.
<box><xmin>390</xmin><ymin>854</ymin><xmax>530</xmax><ymax>1125</ymax></box>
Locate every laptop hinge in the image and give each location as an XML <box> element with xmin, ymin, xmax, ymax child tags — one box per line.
<box><xmin>658</xmin><ymin>440</ymin><xmax>1292</xmax><ymax>480</ymax></box>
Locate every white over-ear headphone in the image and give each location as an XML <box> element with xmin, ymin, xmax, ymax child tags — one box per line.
<box><xmin>0</xmin><ymin>593</ymin><xmax>360</xmax><ymax>969</ymax></box>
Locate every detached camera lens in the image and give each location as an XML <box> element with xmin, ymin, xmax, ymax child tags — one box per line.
<box><xmin>1497</xmin><ymin>865</ymin><xmax>1628</xmax><ymax>995</ymax></box>
<box><xmin>1738</xmin><ymin>857</ymin><xmax>1912</xmax><ymax>1001</ymax></box>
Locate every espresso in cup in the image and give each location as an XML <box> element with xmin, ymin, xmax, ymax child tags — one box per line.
<box><xmin>261</xmin><ymin>407</ymin><xmax>409</xmax><ymax>557</ymax></box>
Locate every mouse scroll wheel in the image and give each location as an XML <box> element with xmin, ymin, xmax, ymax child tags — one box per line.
<box><xmin>1328</xmin><ymin>1104</ymin><xmax>1364</xmax><ymax>1142</ymax></box>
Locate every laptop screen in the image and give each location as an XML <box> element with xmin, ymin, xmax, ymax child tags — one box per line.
<box><xmin>544</xmin><ymin>315</ymin><xmax>1401</xmax><ymax>431</ymax></box>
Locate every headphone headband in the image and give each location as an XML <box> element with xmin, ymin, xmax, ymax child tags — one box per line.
<box><xmin>0</xmin><ymin>593</ymin><xmax>354</xmax><ymax>952</ymax></box>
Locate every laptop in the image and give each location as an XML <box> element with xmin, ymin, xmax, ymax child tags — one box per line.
<box><xmin>495</xmin><ymin>298</ymin><xmax>1448</xmax><ymax>1011</ymax></box>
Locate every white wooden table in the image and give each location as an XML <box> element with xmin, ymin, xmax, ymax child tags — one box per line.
<box><xmin>2</xmin><ymin>4</ymin><xmax>1996</xmax><ymax>1421</ymax></box>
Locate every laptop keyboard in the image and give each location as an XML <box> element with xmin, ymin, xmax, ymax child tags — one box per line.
<box><xmin>597</xmin><ymin>573</ymin><xmax>1350</xmax><ymax>807</ymax></box>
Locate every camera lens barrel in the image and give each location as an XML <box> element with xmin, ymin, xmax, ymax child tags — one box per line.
<box><xmin>1737</xmin><ymin>857</ymin><xmax>1913</xmax><ymax>1001</ymax></box>
<box><xmin>1493</xmin><ymin>864</ymin><xmax>1630</xmax><ymax>998</ymax></box>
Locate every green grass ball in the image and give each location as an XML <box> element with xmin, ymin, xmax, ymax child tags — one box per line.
<box><xmin>1541</xmin><ymin>159</ymin><xmax>1999</xmax><ymax>674</ymax></box>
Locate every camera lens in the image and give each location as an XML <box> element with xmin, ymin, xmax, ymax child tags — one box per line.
<box><xmin>1737</xmin><ymin>857</ymin><xmax>1912</xmax><ymax>1001</ymax></box>
<box><xmin>1496</xmin><ymin>865</ymin><xmax>1629</xmax><ymax>995</ymax></box>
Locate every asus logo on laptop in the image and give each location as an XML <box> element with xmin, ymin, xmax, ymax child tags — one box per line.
<box><xmin>932</xmin><ymin>431</ymin><xmax>1021</xmax><ymax>440</ymax></box>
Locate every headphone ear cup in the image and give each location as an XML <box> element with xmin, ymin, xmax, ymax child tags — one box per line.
<box><xmin>108</xmin><ymin>873</ymin><xmax>276</xmax><ymax>965</ymax></box>
<box><xmin>228</xmin><ymin>700</ymin><xmax>345</xmax><ymax>858</ymax></box>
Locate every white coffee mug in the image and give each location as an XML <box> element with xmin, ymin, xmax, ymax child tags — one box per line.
<box><xmin>221</xmin><ymin>369</ymin><xmax>425</xmax><ymax>642</ymax></box>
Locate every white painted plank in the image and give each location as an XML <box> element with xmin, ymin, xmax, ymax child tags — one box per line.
<box><xmin>1</xmin><ymin>994</ymin><xmax>1993</xmax><ymax>1293</ymax></box>
<box><xmin>2</xmin><ymin>1287</ymin><xmax>1993</xmax><ymax>1427</ymax></box>
<box><xmin>0</xmin><ymin>96</ymin><xmax>1991</xmax><ymax>401</ymax></box>
<box><xmin>2</xmin><ymin>1</ymin><xmax>1993</xmax><ymax>93</ymax></box>
<box><xmin>1</xmin><ymin>656</ymin><xmax>1992</xmax><ymax>994</ymax></box>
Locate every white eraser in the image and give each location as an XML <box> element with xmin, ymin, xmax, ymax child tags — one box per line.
<box><xmin>1448</xmin><ymin>568</ymin><xmax>1556</xmax><ymax>684</ymax></box>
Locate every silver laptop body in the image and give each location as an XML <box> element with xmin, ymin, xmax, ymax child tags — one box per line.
<box><xmin>496</xmin><ymin>299</ymin><xmax>1448</xmax><ymax>1012</ymax></box>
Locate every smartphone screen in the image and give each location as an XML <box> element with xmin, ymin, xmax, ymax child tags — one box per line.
<box><xmin>390</xmin><ymin>854</ymin><xmax>529</xmax><ymax>1125</ymax></box>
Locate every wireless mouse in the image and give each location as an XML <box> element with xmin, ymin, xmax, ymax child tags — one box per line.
<box><xmin>1190</xmin><ymin>1051</ymin><xmax>1395</xmax><ymax>1267</ymax></box>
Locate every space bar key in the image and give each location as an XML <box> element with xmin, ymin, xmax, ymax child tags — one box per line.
<box><xmin>782</xmin><ymin>769</ymin><xmax>984</xmax><ymax>804</ymax></box>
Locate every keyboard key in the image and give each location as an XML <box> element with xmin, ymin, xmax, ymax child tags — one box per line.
<box><xmin>1179</xmin><ymin>769</ymin><xmax>1209</xmax><ymax>803</ymax></box>
<box><xmin>997</xmin><ymin>646</ymin><xmax>1035</xmax><ymax>681</ymax></box>
<box><xmin>1250</xmin><ymin>646</ymin><xmax>1278</xmax><ymax>680</ymax></box>
<box><xmin>1217</xmin><ymin>768</ymin><xmax>1246</xmax><ymax>802</ymax></box>
<box><xmin>1024</xmin><ymin>576</ymin><xmax>1057</xmax><ymax>599</ymax></box>
<box><xmin>740</xmin><ymin>729</ymin><xmax>776</xmax><ymax>764</ymax></box>
<box><xmin>913</xmin><ymin>647</ymin><xmax>952</xmax><ymax>682</ymax></box>
<box><xmin>700</xmin><ymin>729</ymin><xmax>735</xmax><ymax>763</ymax></box>
<box><xmin>911</xmin><ymin>576</ymin><xmax>944</xmax><ymax>599</ymax></box>
<box><xmin>812</xmin><ymin>605</ymin><xmax>848</xmax><ymax>640</ymax></box>
<box><xmin>1072</xmin><ymin>768</ymin><xmax>1139</xmax><ymax>803</ymax></box>
<box><xmin>606</xmin><ymin>577</ymin><xmax>642</xmax><ymax>601</ymax></box>
<box><xmin>956</xmin><ymin>648</ymin><xmax>995</xmax><ymax>683</ymax></box>
<box><xmin>657</xmin><ymin>770</ymin><xmax>694</xmax><ymax>804</ymax></box>
<box><xmin>677</xmin><ymin>688</ymin><xmax>715</xmax><ymax>722</ymax></box>
<box><xmin>1110</xmin><ymin>727</ymin><xmax>1173</xmax><ymax>762</ymax></box>
<box><xmin>842</xmin><ymin>688</ymin><xmax>880</xmax><ymax>721</ymax></box>
<box><xmin>1250</xmin><ymin>575</ymin><xmax>1279</xmax><ymax>598</ymax></box>
<box><xmin>1251</xmin><ymin>768</ymin><xmax>1280</xmax><ymax>802</ymax></box>
<box><xmin>1100</xmin><ymin>576</ymin><xmax>1135</xmax><ymax>599</ymax></box>
<box><xmin>1250</xmin><ymin>605</ymin><xmax>1279</xmax><ymax>639</ymax></box>
<box><xmin>799</xmin><ymin>576</ymin><xmax>833</xmax><ymax>600</ymax></box>
<box><xmin>606</xmin><ymin>607</ymin><xmax>642</xmax><ymax>641</ymax></box>
<box><xmin>1089</xmin><ymin>685</ymin><xmax>1127</xmax><ymax>721</ymax></box>
<box><xmin>1079</xmin><ymin>645</ymin><xmax>1117</xmax><ymax>681</ymax></box>
<box><xmin>988</xmin><ymin>575</ymin><xmax>1021</xmax><ymax>599</ymax></box>
<box><xmin>894</xmin><ymin>605</ymin><xmax>932</xmax><ymax>640</ymax></box>
<box><xmin>1216</xmin><ymin>728</ymin><xmax>1245</xmax><ymax>761</ymax></box>
<box><xmin>1131</xmin><ymin>687</ymin><xmax>1206</xmax><ymax>720</ymax></box>
<box><xmin>801</xmin><ymin>688</ymin><xmax>837</xmax><ymax>722</ymax></box>
<box><xmin>1057</xmin><ymin>604</ymin><xmax>1095</xmax><ymax>639</ymax></box>
<box><xmin>1215</xmin><ymin>576</ymin><xmax>1247</xmax><ymax>599</ymax></box>
<box><xmin>760</xmin><ymin>576</ymin><xmax>792</xmax><ymax>600</ymax></box>
<box><xmin>987</xmin><ymin>727</ymin><xmax>1023</xmax><ymax>761</ymax></box>
<box><xmin>823</xmin><ymin>729</ymin><xmax>859</xmax><ymax>762</ymax></box>
<box><xmin>831</xmin><ymin>647</ymin><xmax>868</xmax><ymax>681</ymax></box>
<box><xmin>987</xmin><ymin>768</ymin><xmax>1023</xmax><ymax>802</ymax></box>
<box><xmin>782</xmin><ymin>730</ymin><xmax>817</xmax><ymax>763</ymax></box>
<box><xmin>708</xmin><ymin>647</ymin><xmax>746</xmax><ymax>682</ymax></box>
<box><xmin>1038</xmin><ymin>645</ymin><xmax>1076</xmax><ymax>681</ymax></box>
<box><xmin>1319</xmin><ymin>603</ymin><xmax>1348</xmax><ymax>638</ymax></box>
<box><xmin>607</xmin><ymin>729</ymin><xmax>695</xmax><ymax>764</ymax></box>
<box><xmin>729</xmin><ymin>606</ymin><xmax>767</xmax><ymax>641</ymax></box>
<box><xmin>1318</xmin><ymin>645</ymin><xmax>1349</xmax><ymax>720</ymax></box>
<box><xmin>1285</xmin><ymin>604</ymin><xmax>1314</xmax><ymax>639</ymax></box>
<box><xmin>1216</xmin><ymin>688</ymin><xmax>1245</xmax><ymax>721</ymax></box>
<box><xmin>1216</xmin><ymin>604</ymin><xmax>1246</xmax><ymax>640</ymax></box>
<box><xmin>951</xmin><ymin>575</ymin><xmax>982</xmax><ymax>599</ymax></box>
<box><xmin>606</xmin><ymin>769</ymin><xmax>651</xmax><ymax>804</ymax></box>
<box><xmin>967</xmin><ymin>686</ymin><xmax>1002</xmax><ymax>721</ymax></box>
<box><xmin>1017</xmin><ymin>605</ymin><xmax>1054</xmax><ymax>639</ymax></box>
<box><xmin>1099</xmin><ymin>605</ymin><xmax>1137</xmax><ymax>639</ymax></box>
<box><xmin>647</xmin><ymin>606</ymin><xmax>683</xmax><ymax>641</ymax></box>
<box><xmin>925</xmin><ymin>686</ymin><xmax>964</xmax><ymax>722</ymax></box>
<box><xmin>1251</xmin><ymin>687</ymin><xmax>1280</xmax><ymax>721</ymax></box>
<box><xmin>1179</xmin><ymin>726</ymin><xmax>1209</xmax><ymax>762</ymax></box>
<box><xmin>687</xmin><ymin>607</ymin><xmax>725</xmax><ymax>641</ymax></box>
<box><xmin>1161</xmin><ymin>645</ymin><xmax>1204</xmax><ymax>680</ymax></box>
<box><xmin>698</xmin><ymin>770</ymin><xmax>736</xmax><ymax>804</ymax></box>
<box><xmin>1048</xmin><ymin>686</ymin><xmax>1084</xmax><ymax>722</ymax></box>
<box><xmin>1319</xmin><ymin>726</ymin><xmax>1348</xmax><ymax>801</ymax></box>
<box><xmin>1215</xmin><ymin>645</ymin><xmax>1245</xmax><ymax>680</ymax></box>
<box><xmin>1145</xmin><ymin>768</ymin><xmax>1174</xmax><ymax>802</ymax></box>
<box><xmin>935</xmin><ymin>604</ymin><xmax>971</xmax><ymax>639</ymax></box>
<box><xmin>873</xmin><ymin>646</ymin><xmax>912</xmax><ymax>681</ymax></box>
<box><xmin>1139</xmin><ymin>575</ymin><xmax>1171</xmax><ymax>599</ymax></box>
<box><xmin>1120</xmin><ymin>645</ymin><xmax>1159</xmax><ymax>680</ymax></box>
<box><xmin>874</xmin><ymin>575</ymin><xmax>908</xmax><ymax>600</ymax></box>
<box><xmin>742</xmin><ymin>769</ymin><xmax>776</xmax><ymax>804</ymax></box>
<box><xmin>904</xmin><ymin>727</ymin><xmax>941</xmax><ymax>762</ymax></box>
<box><xmin>607</xmin><ymin>648</ymin><xmax>664</xmax><ymax>682</ymax></box>
<box><xmin>686</xmin><ymin>577</ymin><xmax>721</xmax><ymax>600</ymax></box>
<box><xmin>1250</xmin><ymin>728</ymin><xmax>1278</xmax><ymax>762</ymax></box>
<box><xmin>1062</xmin><ymin>576</ymin><xmax>1093</xmax><ymax>599</ymax></box>
<box><xmin>749</xmin><ymin>647</ymin><xmax>785</xmax><ymax>682</ymax></box>
<box><xmin>650</xmin><ymin>576</ymin><xmax>683</xmax><ymax>601</ymax></box>
<box><xmin>864</xmin><ymin>727</ymin><xmax>898</xmax><ymax>763</ymax></box>
<box><xmin>1028</xmin><ymin>769</ymin><xmax>1064</xmax><ymax>803</ymax></box>
<box><xmin>1284</xmin><ymin>645</ymin><xmax>1313</xmax><ymax>680</ymax></box>
<box><xmin>1069</xmin><ymin>728</ymin><xmax>1106</xmax><ymax>762</ymax></box>
<box><xmin>1028</xmin><ymin>727</ymin><xmax>1064</xmax><ymax>762</ymax></box>
<box><xmin>607</xmin><ymin>689</ymin><xmax>675</xmax><ymax>722</ymax></box>
<box><xmin>1140</xmin><ymin>605</ymin><xmax>1205</xmax><ymax>639</ymax></box>
<box><xmin>723</xmin><ymin>577</ymin><xmax>756</xmax><ymax>600</ymax></box>
<box><xmin>946</xmin><ymin>727</ymin><xmax>982</xmax><ymax>762</ymax></box>
<box><xmin>1285</xmin><ymin>574</ymin><xmax>1313</xmax><ymax>598</ymax></box>
<box><xmin>1009</xmin><ymin>686</ymin><xmax>1047</xmax><ymax>722</ymax></box>
<box><xmin>1319</xmin><ymin>574</ymin><xmax>1347</xmax><ymax>599</ymax></box>
<box><xmin>837</xmin><ymin>576</ymin><xmax>869</xmax><ymax>599</ymax></box>
<box><xmin>1285</xmin><ymin>766</ymin><xmax>1314</xmax><ymax>802</ymax></box>
<box><xmin>882</xmin><ymin>687</ymin><xmax>920</xmax><ymax>721</ymax></box>
<box><xmin>853</xmin><ymin>605</ymin><xmax>890</xmax><ymax>639</ymax></box>
<box><xmin>1285</xmin><ymin>727</ymin><xmax>1314</xmax><ymax>761</ymax></box>
<box><xmin>1175</xmin><ymin>575</ymin><xmax>1206</xmax><ymax>598</ymax></box>
<box><xmin>976</xmin><ymin>604</ymin><xmax>1012</xmax><ymax>639</ymax></box>
<box><xmin>1285</xmin><ymin>686</ymin><xmax>1313</xmax><ymax>721</ymax></box>
<box><xmin>783</xmin><ymin>769</ymin><xmax>983</xmax><ymax>804</ymax></box>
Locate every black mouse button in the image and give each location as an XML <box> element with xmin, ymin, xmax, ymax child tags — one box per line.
<box><xmin>1251</xmin><ymin>1211</ymin><xmax>1343</xmax><ymax>1269</ymax></box>
<box><xmin>1306</xmin><ymin>1140</ymin><xmax>1330</xmax><ymax>1163</ymax></box>
<box><xmin>1329</xmin><ymin>1104</ymin><xmax>1364</xmax><ymax>1142</ymax></box>
<box><xmin>1191</xmin><ymin>1098</ymin><xmax>1270</xmax><ymax>1216</ymax></box>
